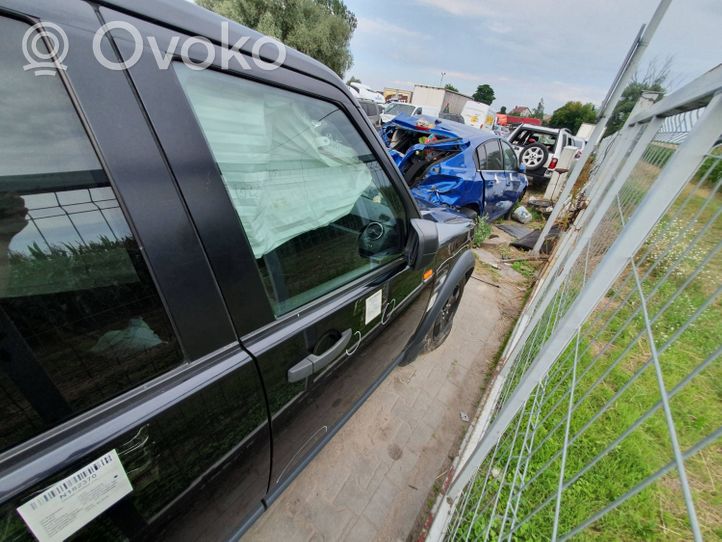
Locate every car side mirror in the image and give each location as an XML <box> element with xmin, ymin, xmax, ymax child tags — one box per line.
<box><xmin>408</xmin><ymin>218</ymin><xmax>439</xmax><ymax>271</ymax></box>
<box><xmin>519</xmin><ymin>163</ymin><xmax>527</xmax><ymax>173</ymax></box>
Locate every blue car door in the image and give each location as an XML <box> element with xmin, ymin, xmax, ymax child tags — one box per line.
<box><xmin>478</xmin><ymin>139</ymin><xmax>509</xmax><ymax>220</ymax></box>
<box><xmin>501</xmin><ymin>140</ymin><xmax>527</xmax><ymax>209</ymax></box>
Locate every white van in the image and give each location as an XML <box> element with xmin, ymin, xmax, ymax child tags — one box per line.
<box><xmin>461</xmin><ymin>101</ymin><xmax>495</xmax><ymax>130</ymax></box>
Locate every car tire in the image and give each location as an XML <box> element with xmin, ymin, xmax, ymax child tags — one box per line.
<box><xmin>519</xmin><ymin>143</ymin><xmax>549</xmax><ymax>172</ymax></box>
<box><xmin>423</xmin><ymin>279</ymin><xmax>465</xmax><ymax>352</ymax></box>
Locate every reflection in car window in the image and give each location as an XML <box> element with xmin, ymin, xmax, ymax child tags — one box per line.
<box><xmin>501</xmin><ymin>142</ymin><xmax>519</xmax><ymax>171</ymax></box>
<box><xmin>174</xmin><ymin>64</ymin><xmax>407</xmax><ymax>316</ymax></box>
<box><xmin>484</xmin><ymin>140</ymin><xmax>504</xmax><ymax>170</ymax></box>
<box><xmin>0</xmin><ymin>18</ymin><xmax>182</xmax><ymax>452</ymax></box>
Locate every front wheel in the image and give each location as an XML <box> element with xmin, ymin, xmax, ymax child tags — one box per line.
<box><xmin>423</xmin><ymin>280</ymin><xmax>465</xmax><ymax>352</ymax></box>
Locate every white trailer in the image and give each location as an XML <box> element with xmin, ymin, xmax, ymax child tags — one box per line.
<box><xmin>411</xmin><ymin>85</ymin><xmax>472</xmax><ymax>118</ymax></box>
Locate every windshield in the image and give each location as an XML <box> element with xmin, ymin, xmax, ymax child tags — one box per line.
<box><xmin>385</xmin><ymin>103</ymin><xmax>416</xmax><ymax>116</ymax></box>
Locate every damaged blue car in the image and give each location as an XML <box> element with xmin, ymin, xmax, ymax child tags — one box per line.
<box><xmin>382</xmin><ymin>115</ymin><xmax>528</xmax><ymax>221</ymax></box>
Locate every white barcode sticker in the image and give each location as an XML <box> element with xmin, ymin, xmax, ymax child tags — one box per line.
<box><xmin>365</xmin><ymin>290</ymin><xmax>383</xmax><ymax>325</ymax></box>
<box><xmin>17</xmin><ymin>449</ymin><xmax>133</xmax><ymax>542</ymax></box>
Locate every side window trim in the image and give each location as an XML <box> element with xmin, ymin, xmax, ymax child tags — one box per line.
<box><xmin>475</xmin><ymin>143</ymin><xmax>487</xmax><ymax>170</ymax></box>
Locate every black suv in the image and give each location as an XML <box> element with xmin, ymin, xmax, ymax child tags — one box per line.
<box><xmin>0</xmin><ymin>1</ymin><xmax>473</xmax><ymax>540</ymax></box>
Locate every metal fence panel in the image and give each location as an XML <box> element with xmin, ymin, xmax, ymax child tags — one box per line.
<box><xmin>428</xmin><ymin>66</ymin><xmax>722</xmax><ymax>542</ymax></box>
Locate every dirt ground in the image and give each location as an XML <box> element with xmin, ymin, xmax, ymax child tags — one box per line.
<box><xmin>242</xmin><ymin>227</ymin><xmax>533</xmax><ymax>542</ymax></box>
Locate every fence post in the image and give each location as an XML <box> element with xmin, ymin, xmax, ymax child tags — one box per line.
<box><xmin>531</xmin><ymin>0</ymin><xmax>673</xmax><ymax>254</ymax></box>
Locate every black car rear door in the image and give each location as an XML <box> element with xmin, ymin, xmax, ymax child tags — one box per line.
<box><xmin>101</xmin><ymin>9</ymin><xmax>435</xmax><ymax>499</ymax></box>
<box><xmin>0</xmin><ymin>3</ymin><xmax>270</xmax><ymax>540</ymax></box>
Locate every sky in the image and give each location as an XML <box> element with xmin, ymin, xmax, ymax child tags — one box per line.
<box><xmin>343</xmin><ymin>0</ymin><xmax>722</xmax><ymax>113</ymax></box>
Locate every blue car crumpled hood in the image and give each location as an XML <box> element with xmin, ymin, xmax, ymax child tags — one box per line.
<box><xmin>383</xmin><ymin>114</ymin><xmax>527</xmax><ymax>221</ymax></box>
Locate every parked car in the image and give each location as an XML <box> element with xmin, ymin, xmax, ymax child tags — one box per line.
<box><xmin>380</xmin><ymin>102</ymin><xmax>424</xmax><ymax>124</ymax></box>
<box><xmin>358</xmin><ymin>98</ymin><xmax>383</xmax><ymax>128</ymax></box>
<box><xmin>347</xmin><ymin>81</ymin><xmax>385</xmax><ymax>104</ymax></box>
<box><xmin>380</xmin><ymin>103</ymin><xmax>445</xmax><ymax>125</ymax></box>
<box><xmin>0</xmin><ymin>2</ymin><xmax>474</xmax><ymax>541</ymax></box>
<box><xmin>382</xmin><ymin>115</ymin><xmax>529</xmax><ymax>221</ymax></box>
<box><xmin>507</xmin><ymin>124</ymin><xmax>585</xmax><ymax>184</ymax></box>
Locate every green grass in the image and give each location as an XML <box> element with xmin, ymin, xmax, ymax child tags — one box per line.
<box><xmin>512</xmin><ymin>260</ymin><xmax>537</xmax><ymax>280</ymax></box>
<box><xmin>452</xmin><ymin>169</ymin><xmax>722</xmax><ymax>539</ymax></box>
<box><xmin>473</xmin><ymin>218</ymin><xmax>493</xmax><ymax>248</ymax></box>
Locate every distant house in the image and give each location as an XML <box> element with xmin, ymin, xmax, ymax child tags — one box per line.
<box><xmin>510</xmin><ymin>105</ymin><xmax>532</xmax><ymax>117</ymax></box>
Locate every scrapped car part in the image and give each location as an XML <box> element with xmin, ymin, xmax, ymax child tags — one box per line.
<box><xmin>528</xmin><ymin>197</ymin><xmax>555</xmax><ymax>215</ymax></box>
<box><xmin>382</xmin><ymin>115</ymin><xmax>528</xmax><ymax>222</ymax></box>
<box><xmin>511</xmin><ymin>225</ymin><xmax>563</xmax><ymax>254</ymax></box>
<box><xmin>512</xmin><ymin>205</ymin><xmax>533</xmax><ymax>224</ymax></box>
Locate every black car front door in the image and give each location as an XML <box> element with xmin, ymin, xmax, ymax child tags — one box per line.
<box><xmin>104</xmin><ymin>12</ymin><xmax>434</xmax><ymax>502</ymax></box>
<box><xmin>168</xmin><ymin>61</ymin><xmax>434</xmax><ymax>496</ymax></box>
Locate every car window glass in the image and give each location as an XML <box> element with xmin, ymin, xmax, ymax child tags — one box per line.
<box><xmin>0</xmin><ymin>18</ymin><xmax>183</xmax><ymax>452</ymax></box>
<box><xmin>174</xmin><ymin>64</ymin><xmax>407</xmax><ymax>316</ymax></box>
<box><xmin>534</xmin><ymin>131</ymin><xmax>557</xmax><ymax>147</ymax></box>
<box><xmin>484</xmin><ymin>141</ymin><xmax>503</xmax><ymax>170</ymax></box>
<box><xmin>501</xmin><ymin>142</ymin><xmax>519</xmax><ymax>171</ymax></box>
<box><xmin>476</xmin><ymin>144</ymin><xmax>488</xmax><ymax>170</ymax></box>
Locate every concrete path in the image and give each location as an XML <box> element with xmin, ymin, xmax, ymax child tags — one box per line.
<box><xmin>243</xmin><ymin>255</ymin><xmax>526</xmax><ymax>542</ymax></box>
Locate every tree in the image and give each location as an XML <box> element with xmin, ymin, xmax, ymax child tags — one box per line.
<box><xmin>197</xmin><ymin>0</ymin><xmax>357</xmax><ymax>76</ymax></box>
<box><xmin>532</xmin><ymin>98</ymin><xmax>545</xmax><ymax>122</ymax></box>
<box><xmin>604</xmin><ymin>58</ymin><xmax>670</xmax><ymax>136</ymax></box>
<box><xmin>549</xmin><ymin>101</ymin><xmax>597</xmax><ymax>134</ymax></box>
<box><xmin>346</xmin><ymin>75</ymin><xmax>361</xmax><ymax>85</ymax></box>
<box><xmin>499</xmin><ymin>106</ymin><xmax>507</xmax><ymax>114</ymax></box>
<box><xmin>472</xmin><ymin>84</ymin><xmax>495</xmax><ymax>105</ymax></box>
<box><xmin>444</xmin><ymin>83</ymin><xmax>459</xmax><ymax>92</ymax></box>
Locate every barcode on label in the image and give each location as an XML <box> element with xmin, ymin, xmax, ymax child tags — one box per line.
<box><xmin>27</xmin><ymin>453</ymin><xmax>115</xmax><ymax>511</ymax></box>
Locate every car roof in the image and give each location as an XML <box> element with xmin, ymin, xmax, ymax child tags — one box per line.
<box><xmin>389</xmin><ymin>114</ymin><xmax>496</xmax><ymax>143</ymax></box>
<box><xmin>515</xmin><ymin>124</ymin><xmax>568</xmax><ymax>134</ymax></box>
<box><xmin>94</xmin><ymin>0</ymin><xmax>350</xmax><ymax>97</ymax></box>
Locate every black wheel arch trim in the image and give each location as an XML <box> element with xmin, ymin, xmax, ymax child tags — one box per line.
<box><xmin>401</xmin><ymin>249</ymin><xmax>475</xmax><ymax>364</ymax></box>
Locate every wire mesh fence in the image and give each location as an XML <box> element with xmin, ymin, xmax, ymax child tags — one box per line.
<box><xmin>429</xmin><ymin>67</ymin><xmax>722</xmax><ymax>541</ymax></box>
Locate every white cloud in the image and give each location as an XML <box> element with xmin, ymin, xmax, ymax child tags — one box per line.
<box><xmin>355</xmin><ymin>16</ymin><xmax>425</xmax><ymax>40</ymax></box>
<box><xmin>414</xmin><ymin>0</ymin><xmax>501</xmax><ymax>17</ymax></box>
